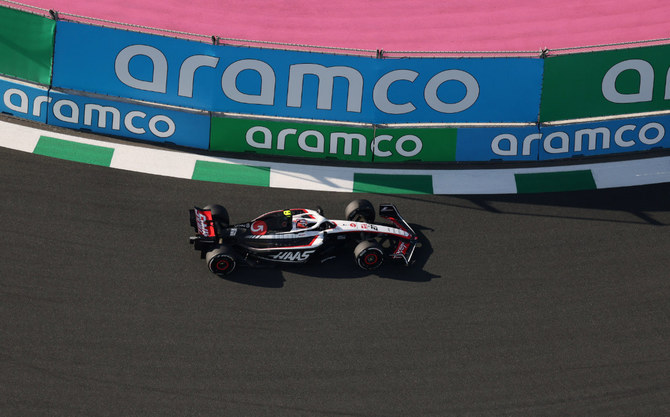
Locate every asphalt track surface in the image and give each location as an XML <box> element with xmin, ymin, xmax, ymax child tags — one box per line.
<box><xmin>1</xmin><ymin>143</ymin><xmax>670</xmax><ymax>416</ymax></box>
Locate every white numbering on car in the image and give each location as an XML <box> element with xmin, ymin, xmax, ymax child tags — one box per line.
<box><xmin>332</xmin><ymin>221</ymin><xmax>411</xmax><ymax>239</ymax></box>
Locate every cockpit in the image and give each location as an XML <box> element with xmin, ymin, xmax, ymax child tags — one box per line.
<box><xmin>251</xmin><ymin>209</ymin><xmax>294</xmax><ymax>233</ymax></box>
<box><xmin>251</xmin><ymin>208</ymin><xmax>334</xmax><ymax>233</ymax></box>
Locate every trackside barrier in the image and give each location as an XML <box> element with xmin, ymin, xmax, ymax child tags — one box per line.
<box><xmin>541</xmin><ymin>45</ymin><xmax>670</xmax><ymax>121</ymax></box>
<box><xmin>210</xmin><ymin>117</ymin><xmax>462</xmax><ymax>163</ymax></box>
<box><xmin>0</xmin><ymin>5</ymin><xmax>54</xmax><ymax>85</ymax></box>
<box><xmin>208</xmin><ymin>114</ymin><xmax>670</xmax><ymax>163</ymax></box>
<box><xmin>536</xmin><ymin>115</ymin><xmax>670</xmax><ymax>160</ymax></box>
<box><xmin>46</xmin><ymin>90</ymin><xmax>210</xmax><ymax>149</ymax></box>
<box><xmin>0</xmin><ymin>75</ymin><xmax>210</xmax><ymax>149</ymax></box>
<box><xmin>51</xmin><ymin>21</ymin><xmax>543</xmax><ymax>124</ymax></box>
<box><xmin>0</xmin><ymin>76</ymin><xmax>50</xmax><ymax>123</ymax></box>
<box><xmin>1</xmin><ymin>3</ymin><xmax>670</xmax><ymax>167</ymax></box>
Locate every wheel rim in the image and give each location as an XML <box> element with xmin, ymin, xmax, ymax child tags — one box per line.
<box><xmin>211</xmin><ymin>255</ymin><xmax>235</xmax><ymax>274</ymax></box>
<box><xmin>364</xmin><ymin>252</ymin><xmax>379</xmax><ymax>266</ymax></box>
<box><xmin>215</xmin><ymin>258</ymin><xmax>230</xmax><ymax>272</ymax></box>
<box><xmin>358</xmin><ymin>248</ymin><xmax>382</xmax><ymax>269</ymax></box>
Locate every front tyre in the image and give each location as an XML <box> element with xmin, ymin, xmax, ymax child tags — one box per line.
<box><xmin>354</xmin><ymin>240</ymin><xmax>384</xmax><ymax>270</ymax></box>
<box><xmin>206</xmin><ymin>247</ymin><xmax>237</xmax><ymax>276</ymax></box>
<box><xmin>345</xmin><ymin>199</ymin><xmax>375</xmax><ymax>223</ymax></box>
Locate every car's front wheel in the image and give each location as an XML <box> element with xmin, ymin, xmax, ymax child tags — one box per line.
<box><xmin>206</xmin><ymin>246</ymin><xmax>237</xmax><ymax>275</ymax></box>
<box><xmin>345</xmin><ymin>199</ymin><xmax>375</xmax><ymax>223</ymax></box>
<box><xmin>354</xmin><ymin>240</ymin><xmax>384</xmax><ymax>270</ymax></box>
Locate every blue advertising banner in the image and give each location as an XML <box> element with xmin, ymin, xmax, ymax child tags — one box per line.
<box><xmin>455</xmin><ymin>125</ymin><xmax>542</xmax><ymax>161</ymax></box>
<box><xmin>52</xmin><ymin>21</ymin><xmax>543</xmax><ymax>124</ymax></box>
<box><xmin>455</xmin><ymin>116</ymin><xmax>670</xmax><ymax>162</ymax></box>
<box><xmin>374</xmin><ymin>58</ymin><xmax>542</xmax><ymax>123</ymax></box>
<box><xmin>537</xmin><ymin>115</ymin><xmax>670</xmax><ymax>160</ymax></box>
<box><xmin>0</xmin><ymin>76</ymin><xmax>50</xmax><ymax>123</ymax></box>
<box><xmin>46</xmin><ymin>90</ymin><xmax>210</xmax><ymax>149</ymax></box>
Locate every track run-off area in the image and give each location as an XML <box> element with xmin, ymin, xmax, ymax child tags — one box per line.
<box><xmin>2</xmin><ymin>119</ymin><xmax>670</xmax><ymax>416</ymax></box>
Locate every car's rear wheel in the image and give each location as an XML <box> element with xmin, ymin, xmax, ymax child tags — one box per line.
<box><xmin>354</xmin><ymin>240</ymin><xmax>384</xmax><ymax>270</ymax></box>
<box><xmin>206</xmin><ymin>246</ymin><xmax>237</xmax><ymax>275</ymax></box>
<box><xmin>345</xmin><ymin>199</ymin><xmax>375</xmax><ymax>223</ymax></box>
<box><xmin>204</xmin><ymin>204</ymin><xmax>229</xmax><ymax>228</ymax></box>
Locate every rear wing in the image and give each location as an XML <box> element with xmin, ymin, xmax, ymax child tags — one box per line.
<box><xmin>379</xmin><ymin>204</ymin><xmax>418</xmax><ymax>266</ymax></box>
<box><xmin>189</xmin><ymin>207</ymin><xmax>221</xmax><ymax>257</ymax></box>
<box><xmin>190</xmin><ymin>207</ymin><xmax>217</xmax><ymax>238</ymax></box>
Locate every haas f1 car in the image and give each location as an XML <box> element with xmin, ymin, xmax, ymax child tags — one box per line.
<box><xmin>189</xmin><ymin>199</ymin><xmax>418</xmax><ymax>276</ymax></box>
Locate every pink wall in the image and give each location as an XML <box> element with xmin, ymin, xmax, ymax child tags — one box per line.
<box><xmin>16</xmin><ymin>0</ymin><xmax>670</xmax><ymax>52</ymax></box>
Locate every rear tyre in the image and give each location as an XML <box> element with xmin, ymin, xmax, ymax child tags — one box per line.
<box><xmin>206</xmin><ymin>246</ymin><xmax>237</xmax><ymax>276</ymax></box>
<box><xmin>345</xmin><ymin>199</ymin><xmax>375</xmax><ymax>223</ymax></box>
<box><xmin>204</xmin><ymin>204</ymin><xmax>229</xmax><ymax>228</ymax></box>
<box><xmin>354</xmin><ymin>240</ymin><xmax>384</xmax><ymax>270</ymax></box>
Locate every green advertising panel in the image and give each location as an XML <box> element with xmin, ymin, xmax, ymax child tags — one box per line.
<box><xmin>541</xmin><ymin>44</ymin><xmax>670</xmax><ymax>122</ymax></box>
<box><xmin>210</xmin><ymin>117</ymin><xmax>457</xmax><ymax>163</ymax></box>
<box><xmin>0</xmin><ymin>6</ymin><xmax>55</xmax><ymax>84</ymax></box>
<box><xmin>372</xmin><ymin>126</ymin><xmax>457</xmax><ymax>163</ymax></box>
<box><xmin>211</xmin><ymin>117</ymin><xmax>375</xmax><ymax>162</ymax></box>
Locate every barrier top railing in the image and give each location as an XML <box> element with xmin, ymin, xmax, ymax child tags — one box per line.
<box><xmin>3</xmin><ymin>0</ymin><xmax>670</xmax><ymax>58</ymax></box>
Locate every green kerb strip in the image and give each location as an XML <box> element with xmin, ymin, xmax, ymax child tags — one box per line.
<box><xmin>515</xmin><ymin>170</ymin><xmax>596</xmax><ymax>193</ymax></box>
<box><xmin>353</xmin><ymin>173</ymin><xmax>433</xmax><ymax>194</ymax></box>
<box><xmin>33</xmin><ymin>136</ymin><xmax>114</xmax><ymax>167</ymax></box>
<box><xmin>192</xmin><ymin>160</ymin><xmax>270</xmax><ymax>187</ymax></box>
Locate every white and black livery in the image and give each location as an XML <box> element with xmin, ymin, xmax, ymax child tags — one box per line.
<box><xmin>189</xmin><ymin>199</ymin><xmax>418</xmax><ymax>276</ymax></box>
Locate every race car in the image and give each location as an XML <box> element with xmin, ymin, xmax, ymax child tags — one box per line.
<box><xmin>189</xmin><ymin>199</ymin><xmax>418</xmax><ymax>276</ymax></box>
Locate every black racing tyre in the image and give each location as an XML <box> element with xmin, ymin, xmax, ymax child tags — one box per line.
<box><xmin>206</xmin><ymin>247</ymin><xmax>237</xmax><ymax>276</ymax></box>
<box><xmin>345</xmin><ymin>199</ymin><xmax>375</xmax><ymax>223</ymax></box>
<box><xmin>354</xmin><ymin>240</ymin><xmax>384</xmax><ymax>270</ymax></box>
<box><xmin>204</xmin><ymin>204</ymin><xmax>229</xmax><ymax>228</ymax></box>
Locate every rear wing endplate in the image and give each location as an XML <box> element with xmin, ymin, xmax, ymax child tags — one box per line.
<box><xmin>190</xmin><ymin>207</ymin><xmax>217</xmax><ymax>238</ymax></box>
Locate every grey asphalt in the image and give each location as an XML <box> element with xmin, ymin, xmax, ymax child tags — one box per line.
<box><xmin>2</xmin><ymin>146</ymin><xmax>670</xmax><ymax>416</ymax></box>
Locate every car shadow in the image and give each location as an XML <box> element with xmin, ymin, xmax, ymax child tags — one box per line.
<box><xmin>217</xmin><ymin>266</ymin><xmax>287</xmax><ymax>288</ymax></box>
